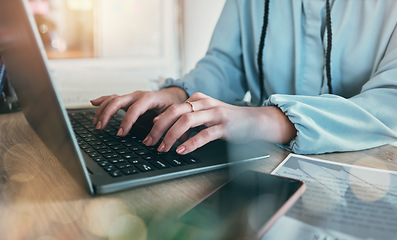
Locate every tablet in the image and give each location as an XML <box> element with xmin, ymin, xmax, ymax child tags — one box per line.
<box><xmin>179</xmin><ymin>170</ymin><xmax>306</xmax><ymax>239</ymax></box>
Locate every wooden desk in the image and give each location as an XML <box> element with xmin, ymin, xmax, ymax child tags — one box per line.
<box><xmin>1</xmin><ymin>111</ymin><xmax>397</xmax><ymax>240</ymax></box>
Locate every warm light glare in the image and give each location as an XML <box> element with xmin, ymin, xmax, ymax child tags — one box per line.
<box><xmin>82</xmin><ymin>198</ymin><xmax>144</xmax><ymax>239</ymax></box>
<box><xmin>350</xmin><ymin>158</ymin><xmax>390</xmax><ymax>202</ymax></box>
<box><xmin>349</xmin><ymin>170</ymin><xmax>390</xmax><ymax>202</ymax></box>
<box><xmin>67</xmin><ymin>0</ymin><xmax>93</xmax><ymax>11</ymax></box>
<box><xmin>29</xmin><ymin>1</ymin><xmax>50</xmax><ymax>14</ymax></box>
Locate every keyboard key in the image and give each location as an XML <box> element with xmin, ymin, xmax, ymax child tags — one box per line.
<box><xmin>84</xmin><ymin>137</ymin><xmax>95</xmax><ymax>142</ymax></box>
<box><xmin>109</xmin><ymin>158</ymin><xmax>126</xmax><ymax>164</ymax></box>
<box><xmin>84</xmin><ymin>148</ymin><xmax>95</xmax><ymax>153</ymax></box>
<box><xmin>88</xmin><ymin>151</ymin><xmax>100</xmax><ymax>157</ymax></box>
<box><xmin>128</xmin><ymin>158</ymin><xmax>145</xmax><ymax>164</ymax></box>
<box><xmin>128</xmin><ymin>146</ymin><xmax>141</xmax><ymax>152</ymax></box>
<box><xmin>98</xmin><ymin>148</ymin><xmax>113</xmax><ymax>154</ymax></box>
<box><xmin>93</xmin><ymin>156</ymin><xmax>106</xmax><ymax>162</ymax></box>
<box><xmin>99</xmin><ymin>160</ymin><xmax>110</xmax><ymax>167</ymax></box>
<box><xmin>79</xmin><ymin>144</ymin><xmax>90</xmax><ymax>149</ymax></box>
<box><xmin>122</xmin><ymin>153</ymin><xmax>139</xmax><ymax>159</ymax></box>
<box><xmin>109</xmin><ymin>170</ymin><xmax>123</xmax><ymax>177</ymax></box>
<box><xmin>116</xmin><ymin>149</ymin><xmax>133</xmax><ymax>155</ymax></box>
<box><xmin>165</xmin><ymin>158</ymin><xmax>186</xmax><ymax>167</ymax></box>
<box><xmin>93</xmin><ymin>145</ymin><xmax>107</xmax><ymax>150</ymax></box>
<box><xmin>146</xmin><ymin>146</ymin><xmax>158</xmax><ymax>152</ymax></box>
<box><xmin>152</xmin><ymin>151</ymin><xmax>164</xmax><ymax>156</ymax></box>
<box><xmin>152</xmin><ymin>160</ymin><xmax>170</xmax><ymax>169</ymax></box>
<box><xmin>124</xmin><ymin>142</ymin><xmax>136</xmax><ymax>147</ymax></box>
<box><xmin>89</xmin><ymin>141</ymin><xmax>104</xmax><ymax>146</ymax></box>
<box><xmin>103</xmin><ymin>153</ymin><xmax>120</xmax><ymax>159</ymax></box>
<box><xmin>111</xmin><ymin>145</ymin><xmax>125</xmax><ymax>150</ymax></box>
<box><xmin>86</xmin><ymin>126</ymin><xmax>96</xmax><ymax>132</ymax></box>
<box><xmin>95</xmin><ymin>133</ymin><xmax>107</xmax><ymax>139</ymax></box>
<box><xmin>136</xmin><ymin>150</ymin><xmax>150</xmax><ymax>156</ymax></box>
<box><xmin>115</xmin><ymin>162</ymin><xmax>132</xmax><ymax>169</ymax></box>
<box><xmin>104</xmin><ymin>165</ymin><xmax>115</xmax><ymax>172</ymax></box>
<box><xmin>121</xmin><ymin>167</ymin><xmax>139</xmax><ymax>175</ymax></box>
<box><xmin>161</xmin><ymin>154</ymin><xmax>183</xmax><ymax>162</ymax></box>
<box><xmin>80</xmin><ymin>133</ymin><xmax>93</xmax><ymax>138</ymax></box>
<box><xmin>77</xmin><ymin>131</ymin><xmax>89</xmax><ymax>137</ymax></box>
<box><xmin>105</xmin><ymin>140</ymin><xmax>120</xmax><ymax>146</ymax></box>
<box><xmin>182</xmin><ymin>156</ymin><xmax>200</xmax><ymax>164</ymax></box>
<box><xmin>135</xmin><ymin>163</ymin><xmax>155</xmax><ymax>172</ymax></box>
<box><xmin>74</xmin><ymin>127</ymin><xmax>85</xmax><ymax>132</ymax></box>
<box><xmin>107</xmin><ymin>128</ymin><xmax>118</xmax><ymax>134</ymax></box>
<box><xmin>141</xmin><ymin>154</ymin><xmax>158</xmax><ymax>161</ymax></box>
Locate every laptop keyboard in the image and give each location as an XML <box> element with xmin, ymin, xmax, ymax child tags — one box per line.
<box><xmin>68</xmin><ymin>110</ymin><xmax>200</xmax><ymax>178</ymax></box>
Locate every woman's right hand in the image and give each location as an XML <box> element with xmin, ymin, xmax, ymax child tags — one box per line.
<box><xmin>90</xmin><ymin>87</ymin><xmax>188</xmax><ymax>137</ymax></box>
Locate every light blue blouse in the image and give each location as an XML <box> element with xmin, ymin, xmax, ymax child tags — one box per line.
<box><xmin>162</xmin><ymin>0</ymin><xmax>397</xmax><ymax>154</ymax></box>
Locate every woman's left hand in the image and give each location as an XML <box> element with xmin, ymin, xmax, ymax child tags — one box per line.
<box><xmin>142</xmin><ymin>92</ymin><xmax>297</xmax><ymax>155</ymax></box>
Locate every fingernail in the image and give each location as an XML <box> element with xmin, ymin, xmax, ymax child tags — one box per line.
<box><xmin>176</xmin><ymin>146</ymin><xmax>185</xmax><ymax>154</ymax></box>
<box><xmin>117</xmin><ymin>128</ymin><xmax>123</xmax><ymax>136</ymax></box>
<box><xmin>153</xmin><ymin>116</ymin><xmax>159</xmax><ymax>123</ymax></box>
<box><xmin>93</xmin><ymin>117</ymin><xmax>98</xmax><ymax>125</ymax></box>
<box><xmin>143</xmin><ymin>136</ymin><xmax>152</xmax><ymax>146</ymax></box>
<box><xmin>95</xmin><ymin>121</ymin><xmax>102</xmax><ymax>130</ymax></box>
<box><xmin>157</xmin><ymin>142</ymin><xmax>165</xmax><ymax>152</ymax></box>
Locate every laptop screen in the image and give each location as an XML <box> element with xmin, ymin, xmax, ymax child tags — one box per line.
<box><xmin>0</xmin><ymin>0</ymin><xmax>93</xmax><ymax>194</ymax></box>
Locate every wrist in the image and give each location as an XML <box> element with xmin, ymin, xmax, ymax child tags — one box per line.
<box><xmin>255</xmin><ymin>106</ymin><xmax>297</xmax><ymax>144</ymax></box>
<box><xmin>160</xmin><ymin>87</ymin><xmax>188</xmax><ymax>104</ymax></box>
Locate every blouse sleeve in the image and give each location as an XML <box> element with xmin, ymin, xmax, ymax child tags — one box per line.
<box><xmin>265</xmin><ymin>24</ymin><xmax>397</xmax><ymax>154</ymax></box>
<box><xmin>161</xmin><ymin>0</ymin><xmax>248</xmax><ymax>104</ymax></box>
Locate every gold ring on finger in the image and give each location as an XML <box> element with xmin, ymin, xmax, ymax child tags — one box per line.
<box><xmin>185</xmin><ymin>100</ymin><xmax>195</xmax><ymax>112</ymax></box>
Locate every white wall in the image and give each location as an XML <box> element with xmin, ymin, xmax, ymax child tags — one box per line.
<box><xmin>181</xmin><ymin>0</ymin><xmax>226</xmax><ymax>74</ymax></box>
<box><xmin>50</xmin><ymin>0</ymin><xmax>227</xmax><ymax>108</ymax></box>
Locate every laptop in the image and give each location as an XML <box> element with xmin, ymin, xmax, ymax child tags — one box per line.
<box><xmin>0</xmin><ymin>0</ymin><xmax>270</xmax><ymax>195</ymax></box>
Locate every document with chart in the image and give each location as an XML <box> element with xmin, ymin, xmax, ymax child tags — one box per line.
<box><xmin>263</xmin><ymin>154</ymin><xmax>397</xmax><ymax>240</ymax></box>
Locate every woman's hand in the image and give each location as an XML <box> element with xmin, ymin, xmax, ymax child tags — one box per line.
<box><xmin>142</xmin><ymin>92</ymin><xmax>297</xmax><ymax>155</ymax></box>
<box><xmin>90</xmin><ymin>87</ymin><xmax>188</xmax><ymax>136</ymax></box>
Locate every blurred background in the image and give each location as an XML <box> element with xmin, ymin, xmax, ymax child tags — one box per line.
<box><xmin>28</xmin><ymin>0</ymin><xmax>226</xmax><ymax>106</ymax></box>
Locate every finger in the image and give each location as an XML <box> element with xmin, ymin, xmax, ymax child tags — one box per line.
<box><xmin>187</xmin><ymin>93</ymin><xmax>235</xmax><ymax>111</ymax></box>
<box><xmin>187</xmin><ymin>92</ymin><xmax>229</xmax><ymax>108</ymax></box>
<box><xmin>185</xmin><ymin>98</ymin><xmax>225</xmax><ymax>114</ymax></box>
<box><xmin>92</xmin><ymin>95</ymin><xmax>117</xmax><ymax>126</ymax></box>
<box><xmin>158</xmin><ymin>109</ymin><xmax>222</xmax><ymax>152</ymax></box>
<box><xmin>146</xmin><ymin>97</ymin><xmax>221</xmax><ymax>148</ymax></box>
<box><xmin>118</xmin><ymin>96</ymin><xmax>157</xmax><ymax>136</ymax></box>
<box><xmin>97</xmin><ymin>94</ymin><xmax>139</xmax><ymax>130</ymax></box>
<box><xmin>153</xmin><ymin>112</ymin><xmax>164</xmax><ymax>124</ymax></box>
<box><xmin>176</xmin><ymin>125</ymin><xmax>224</xmax><ymax>155</ymax></box>
<box><xmin>177</xmin><ymin>130</ymin><xmax>191</xmax><ymax>143</ymax></box>
<box><xmin>90</xmin><ymin>95</ymin><xmax>109</xmax><ymax>106</ymax></box>
<box><xmin>148</xmin><ymin>103</ymin><xmax>195</xmax><ymax>147</ymax></box>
